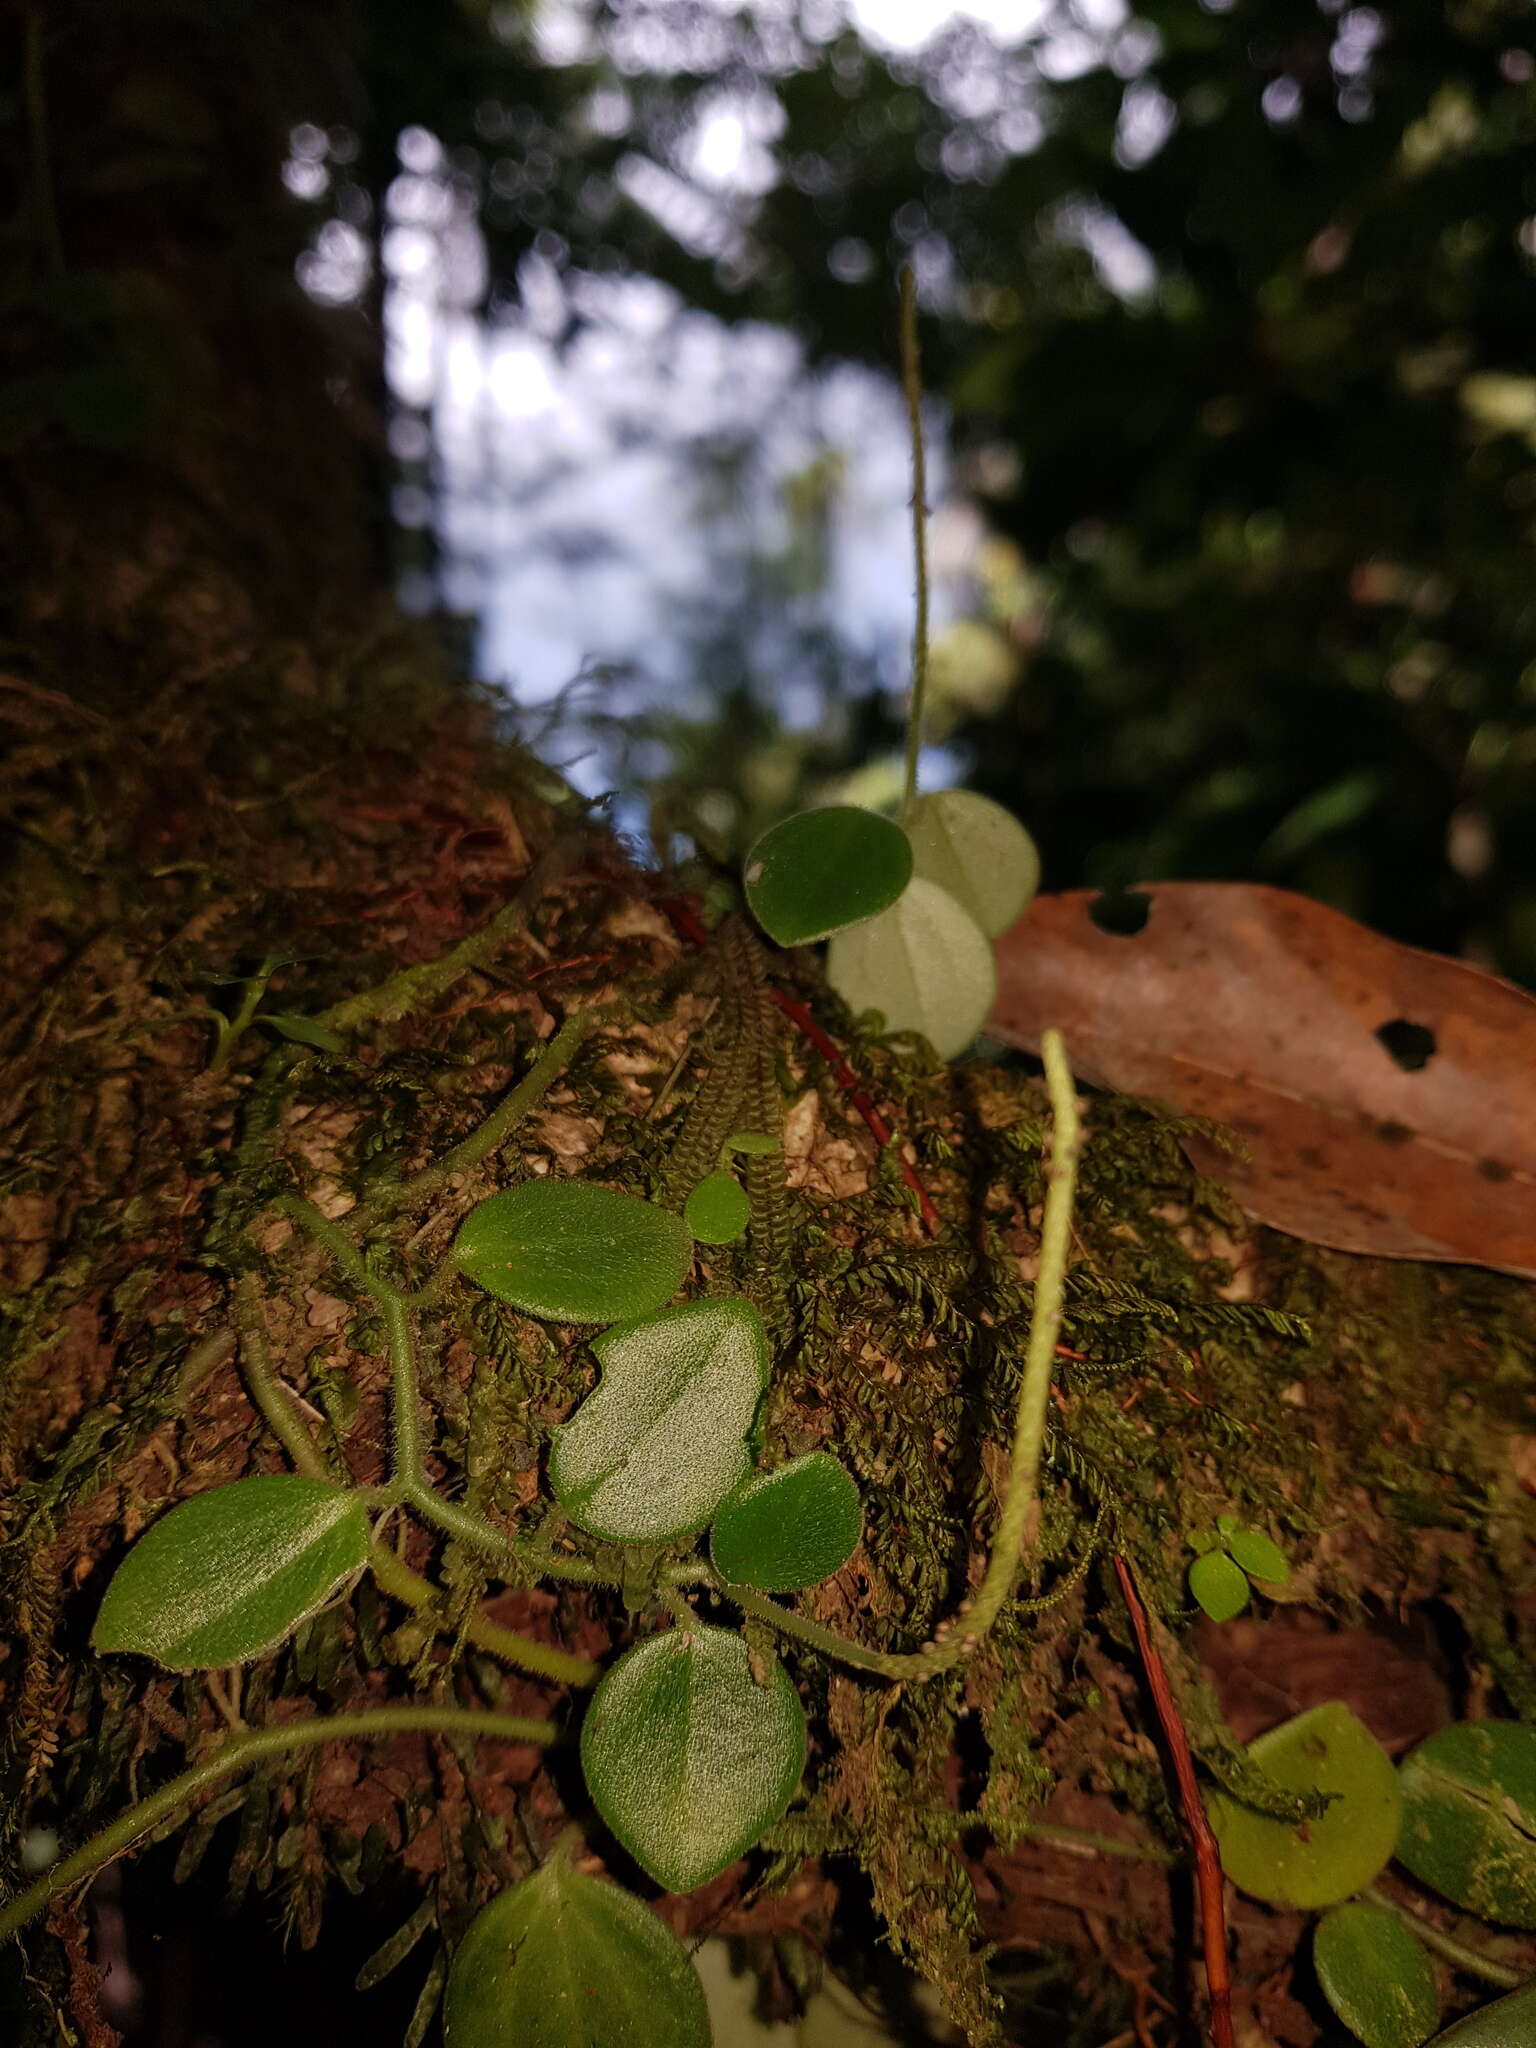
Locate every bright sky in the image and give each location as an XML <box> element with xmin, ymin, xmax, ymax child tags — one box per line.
<box><xmin>848</xmin><ymin>0</ymin><xmax>1049</xmax><ymax>49</ymax></box>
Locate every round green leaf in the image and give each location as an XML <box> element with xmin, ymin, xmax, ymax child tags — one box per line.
<box><xmin>1427</xmin><ymin>1979</ymin><xmax>1536</xmax><ymax>2047</ymax></box>
<box><xmin>904</xmin><ymin>789</ymin><xmax>1040</xmax><ymax>939</ymax></box>
<box><xmin>1314</xmin><ymin>1904</ymin><xmax>1440</xmax><ymax>2048</ymax></box>
<box><xmin>724</xmin><ymin>1130</ymin><xmax>780</xmax><ymax>1157</ymax></box>
<box><xmin>710</xmin><ymin>1453</ymin><xmax>862</xmax><ymax>1592</ymax></box>
<box><xmin>1227</xmin><ymin>1527</ymin><xmax>1291</xmax><ymax>1585</ymax></box>
<box><xmin>743</xmin><ymin>806</ymin><xmax>913</xmax><ymax>947</ymax></box>
<box><xmin>92</xmin><ymin>1476</ymin><xmax>369</xmax><ymax>1671</ymax></box>
<box><xmin>684</xmin><ymin>1171</ymin><xmax>749</xmax><ymax>1246</ymax></box>
<box><xmin>1210</xmin><ymin>1703</ymin><xmax>1402</xmax><ymax>1908</ymax></box>
<box><xmin>454</xmin><ymin>1180</ymin><xmax>692</xmax><ymax>1323</ymax></box>
<box><xmin>581</xmin><ymin>1625</ymin><xmax>806</xmax><ymax>1892</ymax></box>
<box><xmin>1397</xmin><ymin>1723</ymin><xmax>1536</xmax><ymax>1929</ymax></box>
<box><xmin>550</xmin><ymin>1298</ymin><xmax>769</xmax><ymax>1542</ymax></box>
<box><xmin>826</xmin><ymin>875</ymin><xmax>997</xmax><ymax>1061</ymax></box>
<box><xmin>1189</xmin><ymin>1548</ymin><xmax>1251</xmax><ymax>1622</ymax></box>
<box><xmin>443</xmin><ymin>1850</ymin><xmax>710</xmax><ymax>2048</ymax></box>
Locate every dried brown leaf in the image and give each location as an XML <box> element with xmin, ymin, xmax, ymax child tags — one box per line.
<box><xmin>990</xmin><ymin>883</ymin><xmax>1536</xmax><ymax>1276</ymax></box>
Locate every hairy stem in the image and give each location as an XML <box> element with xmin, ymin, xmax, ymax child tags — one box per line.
<box><xmin>237</xmin><ymin>1274</ymin><xmax>596</xmax><ymax>1676</ymax></box>
<box><xmin>235</xmin><ymin>1273</ymin><xmax>335</xmax><ymax>1481</ymax></box>
<box><xmin>0</xmin><ymin>1708</ymin><xmax>557</xmax><ymax>1940</ymax></box>
<box><xmin>365</xmin><ymin>1547</ymin><xmax>599</xmax><ymax>1687</ymax></box>
<box><xmin>717</xmin><ymin>1028</ymin><xmax>1079</xmax><ymax>1680</ymax></box>
<box><xmin>316</xmin><ymin>839</ymin><xmax>581</xmax><ymax>1036</ymax></box>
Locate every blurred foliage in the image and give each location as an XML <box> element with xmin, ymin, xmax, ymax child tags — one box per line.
<box><xmin>430</xmin><ymin>0</ymin><xmax>1536</xmax><ymax>981</ymax></box>
<box><xmin>7</xmin><ymin>0</ymin><xmax>1535</xmax><ymax>978</ymax></box>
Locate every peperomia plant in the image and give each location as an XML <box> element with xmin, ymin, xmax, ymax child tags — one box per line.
<box><xmin>1187</xmin><ymin>1512</ymin><xmax>1291</xmax><ymax>1621</ymax></box>
<box><xmin>1207</xmin><ymin>1707</ymin><xmax>1536</xmax><ymax>2048</ymax></box>
<box><xmin>0</xmin><ymin>961</ymin><xmax>1085</xmax><ymax>2048</ymax></box>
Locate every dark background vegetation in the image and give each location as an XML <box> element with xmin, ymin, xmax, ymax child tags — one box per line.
<box><xmin>8</xmin><ymin>0</ymin><xmax>1535</xmax><ymax>979</ymax></box>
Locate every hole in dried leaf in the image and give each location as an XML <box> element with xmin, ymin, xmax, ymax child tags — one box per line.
<box><xmin>1088</xmin><ymin>888</ymin><xmax>1152</xmax><ymax>937</ymax></box>
<box><xmin>1374</xmin><ymin>1018</ymin><xmax>1436</xmax><ymax>1072</ymax></box>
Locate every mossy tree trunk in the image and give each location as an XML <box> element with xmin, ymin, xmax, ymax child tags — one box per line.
<box><xmin>5</xmin><ymin>11</ymin><xmax>1536</xmax><ymax>2048</ymax></box>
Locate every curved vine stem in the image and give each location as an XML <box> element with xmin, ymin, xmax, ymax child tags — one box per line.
<box><xmin>0</xmin><ymin>1707</ymin><xmax>556</xmax><ymax>1942</ymax></box>
<box><xmin>716</xmin><ymin>1027</ymin><xmax>1080</xmax><ymax>1680</ymax></box>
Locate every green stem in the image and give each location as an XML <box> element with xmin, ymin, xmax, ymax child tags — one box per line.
<box><xmin>717</xmin><ymin>1028</ymin><xmax>1080</xmax><ymax>1681</ymax></box>
<box><xmin>384</xmin><ymin>1292</ymin><xmax>424</xmax><ymax>1482</ymax></box>
<box><xmin>402</xmin><ymin>1008</ymin><xmax>603</xmax><ymax>1208</ymax></box>
<box><xmin>235</xmin><ymin>1274</ymin><xmax>334</xmax><ymax>1481</ymax></box>
<box><xmin>898</xmin><ymin>263</ymin><xmax>930</xmax><ymax>818</ymax></box>
<box><xmin>365</xmin><ymin>1546</ymin><xmax>599</xmax><ymax>1687</ymax></box>
<box><xmin>236</xmin><ymin>1274</ymin><xmax>597</xmax><ymax>1677</ymax></box>
<box><xmin>0</xmin><ymin>1707</ymin><xmax>556</xmax><ymax>1941</ymax></box>
<box><xmin>276</xmin><ymin>1193</ymin><xmax>388</xmax><ymax>1302</ymax></box>
<box><xmin>207</xmin><ymin>966</ymin><xmax>276</xmax><ymax>1073</ymax></box>
<box><xmin>316</xmin><ymin>837</ymin><xmax>583</xmax><ymax>1038</ymax></box>
<box><xmin>1363</xmin><ymin>1886</ymin><xmax>1525</xmax><ymax>1991</ymax></box>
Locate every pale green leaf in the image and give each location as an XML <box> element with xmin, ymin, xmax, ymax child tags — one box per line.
<box><xmin>453</xmin><ymin>1180</ymin><xmax>692</xmax><ymax>1324</ymax></box>
<box><xmin>1314</xmin><ymin>1904</ymin><xmax>1440</xmax><ymax>2048</ymax></box>
<box><xmin>1397</xmin><ymin>1723</ymin><xmax>1536</xmax><ymax>1929</ymax></box>
<box><xmin>1210</xmin><ymin>1703</ymin><xmax>1402</xmax><ymax>1908</ymax></box>
<box><xmin>743</xmin><ymin>806</ymin><xmax>912</xmax><ymax>946</ymax></box>
<box><xmin>442</xmin><ymin>1851</ymin><xmax>710</xmax><ymax>2048</ymax></box>
<box><xmin>1189</xmin><ymin>1548</ymin><xmax>1251</xmax><ymax>1622</ymax></box>
<box><xmin>260</xmin><ymin>1012</ymin><xmax>347</xmax><ymax>1054</ymax></box>
<box><xmin>1227</xmin><ymin>1527</ymin><xmax>1291</xmax><ymax>1585</ymax></box>
<box><xmin>710</xmin><ymin>1453</ymin><xmax>862</xmax><ymax>1592</ymax></box>
<box><xmin>92</xmin><ymin>1476</ymin><xmax>369</xmax><ymax>1671</ymax></box>
<box><xmin>723</xmin><ymin>1131</ymin><xmax>780</xmax><ymax>1157</ymax></box>
<box><xmin>1427</xmin><ymin>1980</ymin><xmax>1536</xmax><ymax>2047</ymax></box>
<box><xmin>904</xmin><ymin>789</ymin><xmax>1040</xmax><ymax>938</ymax></box>
<box><xmin>684</xmin><ymin>1171</ymin><xmax>749</xmax><ymax>1246</ymax></box>
<box><xmin>826</xmin><ymin>876</ymin><xmax>997</xmax><ymax>1061</ymax></box>
<box><xmin>550</xmin><ymin>1298</ymin><xmax>769</xmax><ymax>1542</ymax></box>
<box><xmin>581</xmin><ymin>1625</ymin><xmax>806</xmax><ymax>1892</ymax></box>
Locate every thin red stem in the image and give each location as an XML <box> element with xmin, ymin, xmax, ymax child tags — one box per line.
<box><xmin>1113</xmin><ymin>1553</ymin><xmax>1234</xmax><ymax>2048</ymax></box>
<box><xmin>660</xmin><ymin>898</ymin><xmax>940</xmax><ymax>1234</ymax></box>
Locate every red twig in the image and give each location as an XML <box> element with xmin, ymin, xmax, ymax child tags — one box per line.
<box><xmin>1113</xmin><ymin>1554</ymin><xmax>1234</xmax><ymax>2048</ymax></box>
<box><xmin>660</xmin><ymin>898</ymin><xmax>940</xmax><ymax>1235</ymax></box>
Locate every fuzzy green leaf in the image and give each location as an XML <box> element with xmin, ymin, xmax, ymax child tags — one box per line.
<box><xmin>684</xmin><ymin>1171</ymin><xmax>749</xmax><ymax>1246</ymax></box>
<box><xmin>581</xmin><ymin>1625</ymin><xmax>806</xmax><ymax>1892</ymax></box>
<box><xmin>92</xmin><ymin>1476</ymin><xmax>369</xmax><ymax>1671</ymax></box>
<box><xmin>1227</xmin><ymin>1527</ymin><xmax>1291</xmax><ymax>1584</ymax></box>
<box><xmin>904</xmin><ymin>789</ymin><xmax>1040</xmax><ymax>938</ymax></box>
<box><xmin>1189</xmin><ymin>1548</ymin><xmax>1251</xmax><ymax>1622</ymax></box>
<box><xmin>826</xmin><ymin>875</ymin><xmax>997</xmax><ymax>1061</ymax></box>
<box><xmin>550</xmin><ymin>1298</ymin><xmax>769</xmax><ymax>1542</ymax></box>
<box><xmin>453</xmin><ymin>1180</ymin><xmax>692</xmax><ymax>1324</ymax></box>
<box><xmin>1210</xmin><ymin>1703</ymin><xmax>1402</xmax><ymax>1908</ymax></box>
<box><xmin>743</xmin><ymin>806</ymin><xmax>913</xmax><ymax>946</ymax></box>
<box><xmin>710</xmin><ymin>1453</ymin><xmax>862</xmax><ymax>1592</ymax></box>
<box><xmin>1314</xmin><ymin>1904</ymin><xmax>1440</xmax><ymax>2048</ymax></box>
<box><xmin>442</xmin><ymin>1852</ymin><xmax>710</xmax><ymax>2048</ymax></box>
<box><xmin>1397</xmin><ymin>1723</ymin><xmax>1536</xmax><ymax>1929</ymax></box>
<box><xmin>1427</xmin><ymin>1979</ymin><xmax>1536</xmax><ymax>2046</ymax></box>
